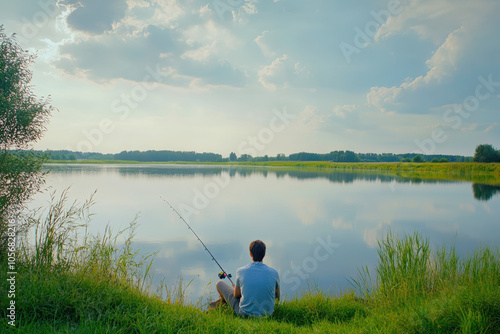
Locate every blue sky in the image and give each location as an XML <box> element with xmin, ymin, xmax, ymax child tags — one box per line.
<box><xmin>1</xmin><ymin>0</ymin><xmax>499</xmax><ymax>157</ymax></box>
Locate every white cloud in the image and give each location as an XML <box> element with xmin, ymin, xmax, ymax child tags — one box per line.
<box><xmin>374</xmin><ymin>0</ymin><xmax>491</xmax><ymax>45</ymax></box>
<box><xmin>460</xmin><ymin>123</ymin><xmax>478</xmax><ymax>132</ymax></box>
<box><xmin>294</xmin><ymin>62</ymin><xmax>309</xmax><ymax>77</ymax></box>
<box><xmin>363</xmin><ymin>222</ymin><xmax>385</xmax><ymax>248</ymax></box>
<box><xmin>405</xmin><ymin>27</ymin><xmax>465</xmax><ymax>89</ymax></box>
<box><xmin>366</xmin><ymin>0</ymin><xmax>500</xmax><ymax>118</ymax></box>
<box><xmin>127</xmin><ymin>0</ymin><xmax>150</xmax><ymax>9</ymax></box>
<box><xmin>242</xmin><ymin>0</ymin><xmax>258</xmax><ymax>15</ymax></box>
<box><xmin>484</xmin><ymin>123</ymin><xmax>499</xmax><ymax>134</ymax></box>
<box><xmin>150</xmin><ymin>0</ymin><xmax>184</xmax><ymax>26</ymax></box>
<box><xmin>297</xmin><ymin>105</ymin><xmax>328</xmax><ymax>130</ymax></box>
<box><xmin>367</xmin><ymin>26</ymin><xmax>467</xmax><ymax>113</ymax></box>
<box><xmin>258</xmin><ymin>54</ymin><xmax>288</xmax><ymax>91</ymax></box>
<box><xmin>232</xmin><ymin>0</ymin><xmax>258</xmax><ymax>23</ymax></box>
<box><xmin>366</xmin><ymin>86</ymin><xmax>402</xmax><ymax>113</ymax></box>
<box><xmin>181</xmin><ymin>42</ymin><xmax>213</xmax><ymax>62</ymax></box>
<box><xmin>332</xmin><ymin>218</ymin><xmax>352</xmax><ymax>230</ymax></box>
<box><xmin>254</xmin><ymin>30</ymin><xmax>276</xmax><ymax>57</ymax></box>
<box><xmin>294</xmin><ymin>199</ymin><xmax>324</xmax><ymax>226</ymax></box>
<box><xmin>112</xmin><ymin>0</ymin><xmax>184</xmax><ymax>35</ymax></box>
<box><xmin>333</xmin><ymin>104</ymin><xmax>358</xmax><ymax>119</ymax></box>
<box><xmin>199</xmin><ymin>4</ymin><xmax>211</xmax><ymax>18</ymax></box>
<box><xmin>183</xmin><ymin>20</ymin><xmax>241</xmax><ymax>54</ymax></box>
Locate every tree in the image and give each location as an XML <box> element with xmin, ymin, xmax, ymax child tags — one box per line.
<box><xmin>229</xmin><ymin>152</ymin><xmax>237</xmax><ymax>162</ymax></box>
<box><xmin>412</xmin><ymin>155</ymin><xmax>425</xmax><ymax>163</ymax></box>
<box><xmin>238</xmin><ymin>154</ymin><xmax>253</xmax><ymax>162</ymax></box>
<box><xmin>473</xmin><ymin>144</ymin><xmax>500</xmax><ymax>163</ymax></box>
<box><xmin>1</xmin><ymin>26</ymin><xmax>53</xmax><ymax>256</ymax></box>
<box><xmin>343</xmin><ymin>150</ymin><xmax>359</xmax><ymax>162</ymax></box>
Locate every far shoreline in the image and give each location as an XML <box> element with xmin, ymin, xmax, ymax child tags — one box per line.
<box><xmin>45</xmin><ymin>160</ymin><xmax>500</xmax><ymax>185</ymax></box>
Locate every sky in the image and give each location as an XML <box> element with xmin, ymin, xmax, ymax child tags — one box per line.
<box><xmin>1</xmin><ymin>0</ymin><xmax>499</xmax><ymax>157</ymax></box>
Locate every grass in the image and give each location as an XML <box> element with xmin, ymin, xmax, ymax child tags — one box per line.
<box><xmin>2</xmin><ymin>193</ymin><xmax>499</xmax><ymax>333</ymax></box>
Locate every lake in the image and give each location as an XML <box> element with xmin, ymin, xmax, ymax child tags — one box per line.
<box><xmin>29</xmin><ymin>164</ymin><xmax>500</xmax><ymax>305</ymax></box>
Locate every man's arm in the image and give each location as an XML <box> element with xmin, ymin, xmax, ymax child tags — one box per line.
<box><xmin>275</xmin><ymin>284</ymin><xmax>280</xmax><ymax>300</ymax></box>
<box><xmin>233</xmin><ymin>283</ymin><xmax>242</xmax><ymax>299</ymax></box>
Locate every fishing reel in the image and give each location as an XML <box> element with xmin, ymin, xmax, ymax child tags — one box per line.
<box><xmin>218</xmin><ymin>272</ymin><xmax>232</xmax><ymax>280</ymax></box>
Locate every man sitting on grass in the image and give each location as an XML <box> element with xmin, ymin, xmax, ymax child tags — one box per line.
<box><xmin>210</xmin><ymin>240</ymin><xmax>280</xmax><ymax>317</ymax></box>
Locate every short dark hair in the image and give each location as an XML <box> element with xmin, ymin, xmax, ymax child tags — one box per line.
<box><xmin>249</xmin><ymin>240</ymin><xmax>266</xmax><ymax>262</ymax></box>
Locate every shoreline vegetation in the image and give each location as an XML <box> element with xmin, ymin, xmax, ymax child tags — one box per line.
<box><xmin>2</xmin><ymin>192</ymin><xmax>499</xmax><ymax>333</ymax></box>
<box><xmin>46</xmin><ymin>160</ymin><xmax>500</xmax><ymax>185</ymax></box>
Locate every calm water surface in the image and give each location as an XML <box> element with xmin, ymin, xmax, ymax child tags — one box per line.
<box><xmin>30</xmin><ymin>164</ymin><xmax>500</xmax><ymax>304</ymax></box>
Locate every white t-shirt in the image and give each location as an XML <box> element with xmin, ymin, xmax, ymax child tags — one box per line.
<box><xmin>236</xmin><ymin>262</ymin><xmax>280</xmax><ymax>317</ymax></box>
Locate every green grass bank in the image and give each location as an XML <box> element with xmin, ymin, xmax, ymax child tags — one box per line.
<box><xmin>2</xmin><ymin>193</ymin><xmax>499</xmax><ymax>333</ymax></box>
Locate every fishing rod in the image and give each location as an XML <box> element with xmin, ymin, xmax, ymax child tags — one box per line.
<box><xmin>161</xmin><ymin>197</ymin><xmax>233</xmax><ymax>285</ymax></box>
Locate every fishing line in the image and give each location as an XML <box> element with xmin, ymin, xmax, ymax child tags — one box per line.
<box><xmin>161</xmin><ymin>197</ymin><xmax>233</xmax><ymax>285</ymax></box>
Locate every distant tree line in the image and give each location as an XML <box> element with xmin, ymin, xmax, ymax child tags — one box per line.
<box><xmin>44</xmin><ymin>150</ymin><xmax>223</xmax><ymax>162</ymax></box>
<box><xmin>286</xmin><ymin>151</ymin><xmax>471</xmax><ymax>163</ymax></box>
<box><xmin>289</xmin><ymin>150</ymin><xmax>360</xmax><ymax>162</ymax></box>
<box><xmin>38</xmin><ymin>149</ymin><xmax>479</xmax><ymax>163</ymax></box>
<box><xmin>114</xmin><ymin>150</ymin><xmax>222</xmax><ymax>162</ymax></box>
<box><xmin>39</xmin><ymin>144</ymin><xmax>500</xmax><ymax>163</ymax></box>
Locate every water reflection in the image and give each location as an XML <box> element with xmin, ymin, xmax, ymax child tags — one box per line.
<box><xmin>472</xmin><ymin>183</ymin><xmax>500</xmax><ymax>201</ymax></box>
<box><xmin>44</xmin><ymin>164</ymin><xmax>500</xmax><ymax>201</ymax></box>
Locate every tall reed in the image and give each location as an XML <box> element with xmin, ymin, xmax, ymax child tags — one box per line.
<box><xmin>377</xmin><ymin>231</ymin><xmax>434</xmax><ymax>303</ymax></box>
<box><xmin>352</xmin><ymin>231</ymin><xmax>500</xmax><ymax>307</ymax></box>
<box><xmin>19</xmin><ymin>189</ymin><xmax>156</xmax><ymax>293</ymax></box>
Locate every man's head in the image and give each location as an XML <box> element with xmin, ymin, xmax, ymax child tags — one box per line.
<box><xmin>249</xmin><ymin>240</ymin><xmax>266</xmax><ymax>262</ymax></box>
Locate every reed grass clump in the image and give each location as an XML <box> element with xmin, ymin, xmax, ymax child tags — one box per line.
<box><xmin>351</xmin><ymin>231</ymin><xmax>500</xmax><ymax>332</ymax></box>
<box><xmin>355</xmin><ymin>231</ymin><xmax>499</xmax><ymax>303</ymax></box>
<box><xmin>19</xmin><ymin>190</ymin><xmax>156</xmax><ymax>292</ymax></box>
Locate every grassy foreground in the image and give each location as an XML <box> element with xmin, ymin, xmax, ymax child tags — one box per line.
<box><xmin>2</xmin><ymin>193</ymin><xmax>500</xmax><ymax>333</ymax></box>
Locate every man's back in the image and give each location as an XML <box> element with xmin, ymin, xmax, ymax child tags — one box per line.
<box><xmin>236</xmin><ymin>262</ymin><xmax>280</xmax><ymax>317</ymax></box>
